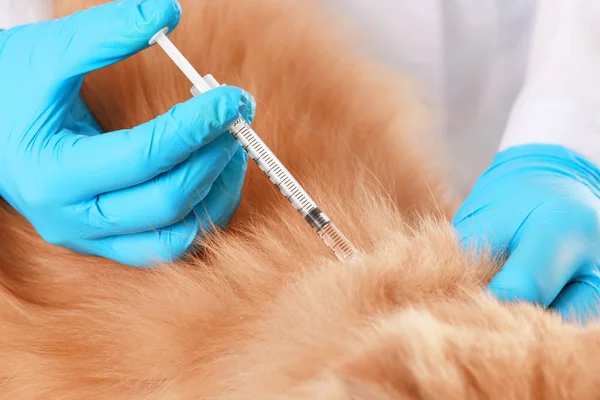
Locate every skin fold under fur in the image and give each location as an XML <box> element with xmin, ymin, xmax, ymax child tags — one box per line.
<box><xmin>0</xmin><ymin>0</ymin><xmax>599</xmax><ymax>398</ymax></box>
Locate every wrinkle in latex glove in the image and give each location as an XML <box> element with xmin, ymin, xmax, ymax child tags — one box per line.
<box><xmin>454</xmin><ymin>144</ymin><xmax>600</xmax><ymax>325</ymax></box>
<box><xmin>0</xmin><ymin>0</ymin><xmax>256</xmax><ymax>267</ymax></box>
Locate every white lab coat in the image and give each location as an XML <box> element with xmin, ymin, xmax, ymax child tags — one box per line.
<box><xmin>324</xmin><ymin>0</ymin><xmax>538</xmax><ymax>194</ymax></box>
<box><xmin>2</xmin><ymin>0</ymin><xmax>596</xmax><ymax>196</ymax></box>
<box><xmin>0</xmin><ymin>0</ymin><xmax>53</xmax><ymax>28</ymax></box>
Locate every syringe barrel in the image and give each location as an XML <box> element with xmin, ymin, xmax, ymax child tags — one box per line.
<box><xmin>228</xmin><ymin>118</ymin><xmax>321</xmax><ymax>220</ymax></box>
<box><xmin>228</xmin><ymin>118</ymin><xmax>357</xmax><ymax>262</ymax></box>
<box><xmin>151</xmin><ymin>28</ymin><xmax>358</xmax><ymax>262</ymax></box>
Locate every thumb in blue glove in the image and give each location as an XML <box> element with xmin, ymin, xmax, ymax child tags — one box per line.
<box><xmin>453</xmin><ymin>144</ymin><xmax>600</xmax><ymax>325</ymax></box>
<box><xmin>0</xmin><ymin>0</ymin><xmax>256</xmax><ymax>267</ymax></box>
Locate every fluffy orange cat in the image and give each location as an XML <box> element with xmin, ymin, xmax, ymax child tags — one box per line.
<box><xmin>0</xmin><ymin>0</ymin><xmax>598</xmax><ymax>398</ymax></box>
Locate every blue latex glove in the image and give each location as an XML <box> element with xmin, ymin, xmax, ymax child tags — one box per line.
<box><xmin>454</xmin><ymin>144</ymin><xmax>600</xmax><ymax>324</ymax></box>
<box><xmin>0</xmin><ymin>0</ymin><xmax>256</xmax><ymax>267</ymax></box>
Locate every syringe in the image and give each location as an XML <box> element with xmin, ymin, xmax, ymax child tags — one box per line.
<box><xmin>149</xmin><ymin>28</ymin><xmax>358</xmax><ymax>263</ymax></box>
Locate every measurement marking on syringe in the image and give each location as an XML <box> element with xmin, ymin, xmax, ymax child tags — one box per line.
<box><xmin>279</xmin><ymin>177</ymin><xmax>291</xmax><ymax>187</ymax></box>
<box><xmin>239</xmin><ymin>127</ymin><xmax>251</xmax><ymax>137</ymax></box>
<box><xmin>235</xmin><ymin>122</ymin><xmax>326</xmax><ymax>218</ymax></box>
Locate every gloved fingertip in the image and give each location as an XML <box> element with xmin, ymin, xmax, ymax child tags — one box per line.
<box><xmin>161</xmin><ymin>86</ymin><xmax>243</xmax><ymax>148</ymax></box>
<box><xmin>54</xmin><ymin>0</ymin><xmax>184</xmax><ymax>76</ymax></box>
<box><xmin>197</xmin><ymin>199</ymin><xmax>238</xmax><ymax>233</ymax></box>
<box><xmin>240</xmin><ymin>144</ymin><xmax>249</xmax><ymax>164</ymax></box>
<box><xmin>239</xmin><ymin>89</ymin><xmax>257</xmax><ymax>124</ymax></box>
<box><xmin>193</xmin><ymin>149</ymin><xmax>247</xmax><ymax>234</ymax></box>
<box><xmin>185</xmin><ymin>86</ymin><xmax>256</xmax><ymax>139</ymax></box>
<box><xmin>136</xmin><ymin>0</ymin><xmax>182</xmax><ymax>34</ymax></box>
<box><xmin>156</xmin><ymin>212</ymin><xmax>199</xmax><ymax>262</ymax></box>
<box><xmin>224</xmin><ymin>146</ymin><xmax>249</xmax><ymax>192</ymax></box>
<box><xmin>230</xmin><ymin>145</ymin><xmax>249</xmax><ymax>172</ymax></box>
<box><xmin>109</xmin><ymin>214</ymin><xmax>200</xmax><ymax>267</ymax></box>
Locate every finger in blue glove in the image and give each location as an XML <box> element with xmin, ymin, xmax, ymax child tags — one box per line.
<box><xmin>0</xmin><ymin>0</ymin><xmax>256</xmax><ymax>267</ymax></box>
<box><xmin>453</xmin><ymin>144</ymin><xmax>600</xmax><ymax>324</ymax></box>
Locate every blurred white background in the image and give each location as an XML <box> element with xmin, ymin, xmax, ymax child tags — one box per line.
<box><xmin>0</xmin><ymin>0</ymin><xmax>53</xmax><ymax>28</ymax></box>
<box><xmin>322</xmin><ymin>0</ymin><xmax>537</xmax><ymax>196</ymax></box>
<box><xmin>1</xmin><ymin>0</ymin><xmax>537</xmax><ymax>197</ymax></box>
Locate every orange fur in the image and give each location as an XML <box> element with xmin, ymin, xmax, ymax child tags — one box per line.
<box><xmin>0</xmin><ymin>0</ymin><xmax>598</xmax><ymax>398</ymax></box>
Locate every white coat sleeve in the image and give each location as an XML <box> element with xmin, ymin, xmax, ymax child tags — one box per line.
<box><xmin>500</xmin><ymin>0</ymin><xmax>600</xmax><ymax>166</ymax></box>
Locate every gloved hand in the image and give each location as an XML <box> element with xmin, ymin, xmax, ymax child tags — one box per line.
<box><xmin>454</xmin><ymin>144</ymin><xmax>600</xmax><ymax>324</ymax></box>
<box><xmin>0</xmin><ymin>0</ymin><xmax>256</xmax><ymax>267</ymax></box>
